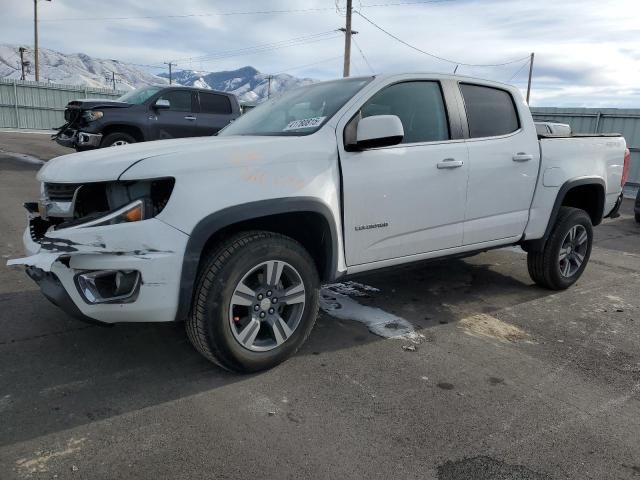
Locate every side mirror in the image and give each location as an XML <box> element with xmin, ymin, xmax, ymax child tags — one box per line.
<box><xmin>353</xmin><ymin>115</ymin><xmax>404</xmax><ymax>150</ymax></box>
<box><xmin>153</xmin><ymin>99</ymin><xmax>170</xmax><ymax>110</ymax></box>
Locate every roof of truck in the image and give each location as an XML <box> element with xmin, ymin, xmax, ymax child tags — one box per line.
<box><xmin>320</xmin><ymin>73</ymin><xmax>518</xmax><ymax>90</ymax></box>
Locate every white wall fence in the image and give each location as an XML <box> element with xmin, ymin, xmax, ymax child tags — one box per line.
<box><xmin>0</xmin><ymin>78</ymin><xmax>125</xmax><ymax>131</ymax></box>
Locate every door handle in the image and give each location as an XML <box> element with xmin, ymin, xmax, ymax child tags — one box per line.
<box><xmin>437</xmin><ymin>158</ymin><xmax>464</xmax><ymax>169</ymax></box>
<box><xmin>184</xmin><ymin>116</ymin><xmax>197</xmax><ymax>121</ymax></box>
<box><xmin>513</xmin><ymin>153</ymin><xmax>533</xmax><ymax>162</ymax></box>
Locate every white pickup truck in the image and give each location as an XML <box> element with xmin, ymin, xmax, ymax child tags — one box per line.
<box><xmin>8</xmin><ymin>74</ymin><xmax>631</xmax><ymax>372</ymax></box>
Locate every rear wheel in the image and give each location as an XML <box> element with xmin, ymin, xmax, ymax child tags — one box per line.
<box><xmin>101</xmin><ymin>132</ymin><xmax>136</xmax><ymax>148</ymax></box>
<box><xmin>527</xmin><ymin>207</ymin><xmax>593</xmax><ymax>290</ymax></box>
<box><xmin>185</xmin><ymin>231</ymin><xmax>320</xmax><ymax>372</ymax></box>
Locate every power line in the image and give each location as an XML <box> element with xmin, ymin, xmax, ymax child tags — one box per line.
<box><xmin>271</xmin><ymin>56</ymin><xmax>344</xmax><ymax>76</ymax></box>
<box><xmin>37</xmin><ymin>6</ymin><xmax>337</xmax><ymax>22</ymax></box>
<box><xmin>362</xmin><ymin>0</ymin><xmax>455</xmax><ymax>6</ymax></box>
<box><xmin>170</xmin><ymin>31</ymin><xmax>340</xmax><ymax>63</ymax></box>
<box><xmin>352</xmin><ymin>36</ymin><xmax>375</xmax><ymax>74</ymax></box>
<box><xmin>31</xmin><ymin>0</ymin><xmax>454</xmax><ymax>23</ymax></box>
<box><xmin>354</xmin><ymin>10</ymin><xmax>531</xmax><ymax>67</ymax></box>
<box><xmin>183</xmin><ymin>35</ymin><xmax>342</xmax><ymax>66</ymax></box>
<box><xmin>508</xmin><ymin>58</ymin><xmax>531</xmax><ymax>82</ymax></box>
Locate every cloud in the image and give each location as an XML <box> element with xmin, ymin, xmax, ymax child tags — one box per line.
<box><xmin>1</xmin><ymin>0</ymin><xmax>639</xmax><ymax>106</ymax></box>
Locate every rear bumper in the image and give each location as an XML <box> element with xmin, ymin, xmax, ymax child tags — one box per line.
<box><xmin>606</xmin><ymin>193</ymin><xmax>624</xmax><ymax>219</ymax></box>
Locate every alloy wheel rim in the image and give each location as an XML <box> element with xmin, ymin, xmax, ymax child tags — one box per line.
<box><xmin>558</xmin><ymin>225</ymin><xmax>588</xmax><ymax>278</ymax></box>
<box><xmin>228</xmin><ymin>260</ymin><xmax>306</xmax><ymax>352</ymax></box>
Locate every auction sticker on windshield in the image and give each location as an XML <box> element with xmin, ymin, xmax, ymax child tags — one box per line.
<box><xmin>283</xmin><ymin>117</ymin><xmax>326</xmax><ymax>131</ymax></box>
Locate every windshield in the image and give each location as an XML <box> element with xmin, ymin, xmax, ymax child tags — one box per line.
<box><xmin>117</xmin><ymin>86</ymin><xmax>163</xmax><ymax>104</ymax></box>
<box><xmin>219</xmin><ymin>77</ymin><xmax>372</xmax><ymax>137</ymax></box>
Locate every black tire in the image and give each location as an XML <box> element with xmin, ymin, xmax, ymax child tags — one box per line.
<box><xmin>185</xmin><ymin>231</ymin><xmax>320</xmax><ymax>372</ymax></box>
<box><xmin>101</xmin><ymin>132</ymin><xmax>136</xmax><ymax>148</ymax></box>
<box><xmin>635</xmin><ymin>213</ymin><xmax>640</xmax><ymax>223</ymax></box>
<box><xmin>527</xmin><ymin>207</ymin><xmax>593</xmax><ymax>290</ymax></box>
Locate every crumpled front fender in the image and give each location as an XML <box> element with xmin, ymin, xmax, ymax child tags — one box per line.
<box><xmin>7</xmin><ymin>217</ymin><xmax>187</xmax><ymax>272</ymax></box>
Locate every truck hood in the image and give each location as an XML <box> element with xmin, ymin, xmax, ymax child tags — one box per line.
<box><xmin>66</xmin><ymin>99</ymin><xmax>131</xmax><ymax>110</ymax></box>
<box><xmin>37</xmin><ymin>135</ymin><xmax>304</xmax><ymax>183</ymax></box>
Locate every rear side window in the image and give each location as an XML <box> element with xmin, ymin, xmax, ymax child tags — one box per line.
<box><xmin>158</xmin><ymin>90</ymin><xmax>193</xmax><ymax>112</ymax></box>
<box><xmin>200</xmin><ymin>93</ymin><xmax>233</xmax><ymax>114</ymax></box>
<box><xmin>460</xmin><ymin>84</ymin><xmax>519</xmax><ymax>138</ymax></box>
<box><xmin>361</xmin><ymin>81</ymin><xmax>450</xmax><ymax>144</ymax></box>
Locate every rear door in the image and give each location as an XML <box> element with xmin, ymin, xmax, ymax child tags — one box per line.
<box><xmin>150</xmin><ymin>89</ymin><xmax>198</xmax><ymax>139</ymax></box>
<box><xmin>196</xmin><ymin>92</ymin><xmax>236</xmax><ymax>136</ymax></box>
<box><xmin>338</xmin><ymin>79</ymin><xmax>469</xmax><ymax>266</ymax></box>
<box><xmin>458</xmin><ymin>83</ymin><xmax>540</xmax><ymax>245</ymax></box>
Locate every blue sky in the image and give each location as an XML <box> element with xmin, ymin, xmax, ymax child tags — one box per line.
<box><xmin>1</xmin><ymin>0</ymin><xmax>639</xmax><ymax>106</ymax></box>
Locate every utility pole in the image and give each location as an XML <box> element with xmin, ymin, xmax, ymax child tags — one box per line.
<box><xmin>526</xmin><ymin>52</ymin><xmax>535</xmax><ymax>105</ymax></box>
<box><xmin>18</xmin><ymin>47</ymin><xmax>28</xmax><ymax>80</ymax></box>
<box><xmin>164</xmin><ymin>62</ymin><xmax>177</xmax><ymax>84</ymax></box>
<box><xmin>34</xmin><ymin>0</ymin><xmax>52</xmax><ymax>82</ymax></box>
<box><xmin>266</xmin><ymin>75</ymin><xmax>273</xmax><ymax>99</ymax></box>
<box><xmin>342</xmin><ymin>0</ymin><xmax>353</xmax><ymax>77</ymax></box>
<box><xmin>105</xmin><ymin>71</ymin><xmax>121</xmax><ymax>90</ymax></box>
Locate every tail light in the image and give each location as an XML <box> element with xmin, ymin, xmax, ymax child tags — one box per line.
<box><xmin>622</xmin><ymin>147</ymin><xmax>631</xmax><ymax>187</ymax></box>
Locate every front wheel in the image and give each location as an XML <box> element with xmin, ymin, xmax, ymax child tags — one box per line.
<box><xmin>101</xmin><ymin>132</ymin><xmax>136</xmax><ymax>148</ymax></box>
<box><xmin>185</xmin><ymin>231</ymin><xmax>320</xmax><ymax>372</ymax></box>
<box><xmin>527</xmin><ymin>207</ymin><xmax>593</xmax><ymax>290</ymax></box>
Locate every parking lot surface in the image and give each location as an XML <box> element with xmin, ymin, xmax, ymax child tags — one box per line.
<box><xmin>1</xmin><ymin>133</ymin><xmax>639</xmax><ymax>479</ymax></box>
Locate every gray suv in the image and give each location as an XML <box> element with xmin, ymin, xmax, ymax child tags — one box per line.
<box><xmin>54</xmin><ymin>86</ymin><xmax>241</xmax><ymax>151</ymax></box>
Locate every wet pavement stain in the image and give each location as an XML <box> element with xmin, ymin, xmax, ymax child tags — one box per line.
<box><xmin>437</xmin><ymin>456</ymin><xmax>550</xmax><ymax>480</ymax></box>
<box><xmin>437</xmin><ymin>382</ymin><xmax>455</xmax><ymax>390</ymax></box>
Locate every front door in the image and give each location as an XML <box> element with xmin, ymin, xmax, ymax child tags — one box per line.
<box><xmin>150</xmin><ymin>89</ymin><xmax>197</xmax><ymax>139</ymax></box>
<box><xmin>339</xmin><ymin>80</ymin><xmax>469</xmax><ymax>266</ymax></box>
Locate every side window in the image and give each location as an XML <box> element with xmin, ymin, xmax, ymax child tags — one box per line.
<box><xmin>200</xmin><ymin>93</ymin><xmax>233</xmax><ymax>114</ymax></box>
<box><xmin>460</xmin><ymin>84</ymin><xmax>520</xmax><ymax>138</ymax></box>
<box><xmin>361</xmin><ymin>81</ymin><xmax>450</xmax><ymax>144</ymax></box>
<box><xmin>157</xmin><ymin>90</ymin><xmax>193</xmax><ymax>112</ymax></box>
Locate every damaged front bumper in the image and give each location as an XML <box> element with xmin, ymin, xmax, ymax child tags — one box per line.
<box><xmin>54</xmin><ymin>129</ymin><xmax>103</xmax><ymax>149</ymax></box>
<box><xmin>7</xmin><ymin>213</ymin><xmax>189</xmax><ymax>324</ymax></box>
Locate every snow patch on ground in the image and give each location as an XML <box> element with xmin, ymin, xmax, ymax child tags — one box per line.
<box><xmin>320</xmin><ymin>282</ymin><xmax>423</xmax><ymax>343</ymax></box>
<box><xmin>0</xmin><ymin>150</ymin><xmax>44</xmax><ymax>165</ymax></box>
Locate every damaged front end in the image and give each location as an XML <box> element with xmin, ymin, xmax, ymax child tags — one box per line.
<box><xmin>8</xmin><ymin>177</ymin><xmax>189</xmax><ymax>324</ymax></box>
<box><xmin>31</xmin><ymin>178</ymin><xmax>174</xmax><ymax>235</ymax></box>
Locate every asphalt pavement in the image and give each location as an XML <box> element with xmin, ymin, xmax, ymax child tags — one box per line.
<box><xmin>0</xmin><ymin>132</ymin><xmax>639</xmax><ymax>480</ymax></box>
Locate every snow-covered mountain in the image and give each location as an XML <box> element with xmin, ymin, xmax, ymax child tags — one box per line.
<box><xmin>0</xmin><ymin>45</ymin><xmax>167</xmax><ymax>90</ymax></box>
<box><xmin>158</xmin><ymin>66</ymin><xmax>314</xmax><ymax>103</ymax></box>
<box><xmin>0</xmin><ymin>45</ymin><xmax>313</xmax><ymax>102</ymax></box>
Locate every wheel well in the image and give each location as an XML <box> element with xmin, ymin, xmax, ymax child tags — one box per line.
<box><xmin>561</xmin><ymin>183</ymin><xmax>605</xmax><ymax>226</ymax></box>
<box><xmin>101</xmin><ymin>124</ymin><xmax>144</xmax><ymax>142</ymax></box>
<box><xmin>200</xmin><ymin>211</ymin><xmax>335</xmax><ymax>282</ymax></box>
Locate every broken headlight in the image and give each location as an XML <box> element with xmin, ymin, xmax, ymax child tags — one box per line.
<box><xmin>82</xmin><ymin>110</ymin><xmax>104</xmax><ymax>122</ymax></box>
<box><xmin>67</xmin><ymin>199</ymin><xmax>151</xmax><ymax>229</ymax></box>
<box><xmin>43</xmin><ymin>178</ymin><xmax>175</xmax><ymax>230</ymax></box>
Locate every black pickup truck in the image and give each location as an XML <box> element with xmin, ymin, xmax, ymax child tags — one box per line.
<box><xmin>54</xmin><ymin>86</ymin><xmax>241</xmax><ymax>150</ymax></box>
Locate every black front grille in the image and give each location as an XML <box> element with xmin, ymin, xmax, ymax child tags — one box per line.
<box><xmin>63</xmin><ymin>106</ymin><xmax>82</xmax><ymax>124</ymax></box>
<box><xmin>46</xmin><ymin>183</ymin><xmax>80</xmax><ymax>201</ymax></box>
